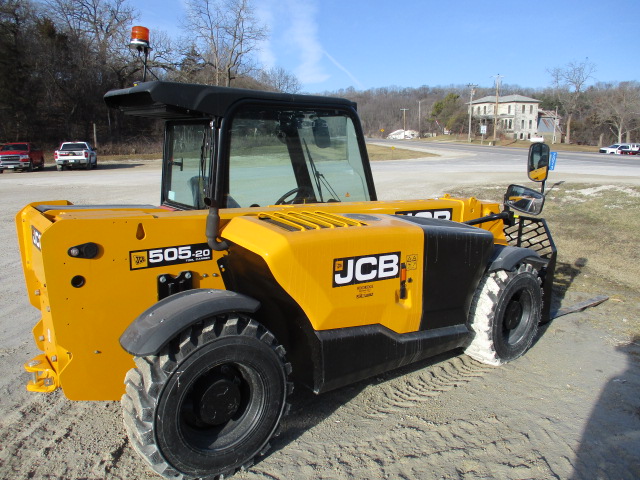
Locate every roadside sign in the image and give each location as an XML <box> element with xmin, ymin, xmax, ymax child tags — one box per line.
<box><xmin>480</xmin><ymin>125</ymin><xmax>487</xmax><ymax>135</ymax></box>
<box><xmin>549</xmin><ymin>151</ymin><xmax>557</xmax><ymax>170</ymax></box>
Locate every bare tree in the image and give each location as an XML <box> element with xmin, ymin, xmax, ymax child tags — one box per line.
<box><xmin>181</xmin><ymin>0</ymin><xmax>267</xmax><ymax>87</ymax></box>
<box><xmin>548</xmin><ymin>58</ymin><xmax>596</xmax><ymax>144</ymax></box>
<box><xmin>44</xmin><ymin>0</ymin><xmax>135</xmax><ymax>64</ymax></box>
<box><xmin>593</xmin><ymin>81</ymin><xmax>640</xmax><ymax>143</ymax></box>
<box><xmin>257</xmin><ymin>66</ymin><xmax>301</xmax><ymax>93</ymax></box>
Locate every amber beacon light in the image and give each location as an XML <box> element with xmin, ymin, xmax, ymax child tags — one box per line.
<box><xmin>129</xmin><ymin>26</ymin><xmax>151</xmax><ymax>82</ymax></box>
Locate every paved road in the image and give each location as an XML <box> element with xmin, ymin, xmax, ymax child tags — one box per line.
<box><xmin>370</xmin><ymin>139</ymin><xmax>640</xmax><ymax>178</ymax></box>
<box><xmin>2</xmin><ymin>143</ymin><xmax>638</xmax><ymax>207</ymax></box>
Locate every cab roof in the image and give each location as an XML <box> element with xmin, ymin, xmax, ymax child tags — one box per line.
<box><xmin>104</xmin><ymin>81</ymin><xmax>357</xmax><ymax>119</ymax></box>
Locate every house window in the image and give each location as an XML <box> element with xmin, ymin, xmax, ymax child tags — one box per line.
<box><xmin>508</xmin><ymin>105</ymin><xmax>511</xmax><ymax>114</ymax></box>
<box><xmin>529</xmin><ymin>120</ymin><xmax>532</xmax><ymax>129</ymax></box>
<box><xmin>509</xmin><ymin>119</ymin><xmax>512</xmax><ymax>129</ymax></box>
<box><xmin>530</xmin><ymin>105</ymin><xmax>533</xmax><ymax>114</ymax></box>
<box><xmin>483</xmin><ymin>106</ymin><xmax>486</xmax><ymax>115</ymax></box>
<box><xmin>522</xmin><ymin>105</ymin><xmax>525</xmax><ymax>114</ymax></box>
<box><xmin>521</xmin><ymin>120</ymin><xmax>525</xmax><ymax>128</ymax></box>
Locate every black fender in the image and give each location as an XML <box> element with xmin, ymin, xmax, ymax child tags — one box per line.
<box><xmin>120</xmin><ymin>289</ymin><xmax>260</xmax><ymax>356</ymax></box>
<box><xmin>488</xmin><ymin>245</ymin><xmax>547</xmax><ymax>272</ymax></box>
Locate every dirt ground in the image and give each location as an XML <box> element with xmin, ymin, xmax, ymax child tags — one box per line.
<box><xmin>0</xmin><ymin>159</ymin><xmax>639</xmax><ymax>480</ymax></box>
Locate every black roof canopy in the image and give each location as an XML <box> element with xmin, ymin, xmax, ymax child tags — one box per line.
<box><xmin>104</xmin><ymin>81</ymin><xmax>357</xmax><ymax>119</ymax></box>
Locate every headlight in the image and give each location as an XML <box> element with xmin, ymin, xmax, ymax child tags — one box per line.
<box><xmin>20</xmin><ymin>155</ymin><xmax>30</xmax><ymax>161</ymax></box>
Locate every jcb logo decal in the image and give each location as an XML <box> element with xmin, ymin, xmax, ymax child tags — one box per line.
<box><xmin>333</xmin><ymin>252</ymin><xmax>400</xmax><ymax>287</ymax></box>
<box><xmin>130</xmin><ymin>251</ymin><xmax>148</xmax><ymax>269</ymax></box>
<box><xmin>397</xmin><ymin>208</ymin><xmax>452</xmax><ymax>220</ymax></box>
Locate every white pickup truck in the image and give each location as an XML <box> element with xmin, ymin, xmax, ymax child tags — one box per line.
<box><xmin>54</xmin><ymin>141</ymin><xmax>97</xmax><ymax>170</ymax></box>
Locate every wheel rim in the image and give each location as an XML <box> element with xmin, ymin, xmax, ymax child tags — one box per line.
<box><xmin>155</xmin><ymin>334</ymin><xmax>286</xmax><ymax>476</ymax></box>
<box><xmin>176</xmin><ymin>361</ymin><xmax>265</xmax><ymax>452</ymax></box>
<box><xmin>501</xmin><ymin>288</ymin><xmax>533</xmax><ymax>346</ymax></box>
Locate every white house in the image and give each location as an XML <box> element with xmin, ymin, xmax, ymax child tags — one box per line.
<box><xmin>469</xmin><ymin>94</ymin><xmax>542</xmax><ymax>140</ymax></box>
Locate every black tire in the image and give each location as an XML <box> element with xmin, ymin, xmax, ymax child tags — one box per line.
<box><xmin>465</xmin><ymin>264</ymin><xmax>541</xmax><ymax>365</ymax></box>
<box><xmin>27</xmin><ymin>162</ymin><xmax>34</xmax><ymax>172</ymax></box>
<box><xmin>122</xmin><ymin>314</ymin><xmax>292</xmax><ymax>479</ymax></box>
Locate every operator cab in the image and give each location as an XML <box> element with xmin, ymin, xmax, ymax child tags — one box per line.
<box><xmin>104</xmin><ymin>81</ymin><xmax>377</xmax><ymax>210</ymax></box>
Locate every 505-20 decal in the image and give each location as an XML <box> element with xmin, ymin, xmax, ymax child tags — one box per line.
<box><xmin>130</xmin><ymin>243</ymin><xmax>212</xmax><ymax>270</ymax></box>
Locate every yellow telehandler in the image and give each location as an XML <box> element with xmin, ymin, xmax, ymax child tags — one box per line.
<box><xmin>17</xmin><ymin>81</ymin><xmax>555</xmax><ymax>479</ymax></box>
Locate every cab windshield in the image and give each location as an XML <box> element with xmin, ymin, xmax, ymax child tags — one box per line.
<box><xmin>162</xmin><ymin>107</ymin><xmax>372</xmax><ymax>210</ymax></box>
<box><xmin>225</xmin><ymin>105</ymin><xmax>372</xmax><ymax>208</ymax></box>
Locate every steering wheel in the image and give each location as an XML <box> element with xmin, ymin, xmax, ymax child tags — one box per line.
<box><xmin>274</xmin><ymin>186</ymin><xmax>315</xmax><ymax>205</ymax></box>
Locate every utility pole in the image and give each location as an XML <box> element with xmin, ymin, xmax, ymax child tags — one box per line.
<box><xmin>418</xmin><ymin>100</ymin><xmax>422</xmax><ymax>138</ymax></box>
<box><xmin>400</xmin><ymin>108</ymin><xmax>409</xmax><ymax>139</ymax></box>
<box><xmin>492</xmin><ymin>74</ymin><xmax>503</xmax><ymax>142</ymax></box>
<box><xmin>467</xmin><ymin>83</ymin><xmax>477</xmax><ymax>143</ymax></box>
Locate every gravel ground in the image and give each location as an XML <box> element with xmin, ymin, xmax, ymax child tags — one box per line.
<box><xmin>0</xmin><ymin>159</ymin><xmax>638</xmax><ymax>480</ymax></box>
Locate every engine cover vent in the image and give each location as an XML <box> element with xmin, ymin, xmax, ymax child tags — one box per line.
<box><xmin>258</xmin><ymin>211</ymin><xmax>366</xmax><ymax>231</ymax></box>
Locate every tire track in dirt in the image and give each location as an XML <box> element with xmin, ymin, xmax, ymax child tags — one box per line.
<box><xmin>235</xmin><ymin>351</ymin><xmax>591</xmax><ymax>480</ymax></box>
<box><xmin>354</xmin><ymin>355</ymin><xmax>493</xmax><ymax>418</ymax></box>
<box><xmin>0</xmin><ymin>391</ymin><xmax>153</xmax><ymax>480</ymax></box>
<box><xmin>240</xmin><ymin>411</ymin><xmax>578</xmax><ymax>480</ymax></box>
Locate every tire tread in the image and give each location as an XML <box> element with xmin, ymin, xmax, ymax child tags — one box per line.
<box><xmin>122</xmin><ymin>314</ymin><xmax>291</xmax><ymax>480</ymax></box>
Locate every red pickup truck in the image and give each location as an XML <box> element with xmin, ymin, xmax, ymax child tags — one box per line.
<box><xmin>0</xmin><ymin>143</ymin><xmax>45</xmax><ymax>173</ymax></box>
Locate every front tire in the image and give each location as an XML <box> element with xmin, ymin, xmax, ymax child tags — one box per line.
<box><xmin>122</xmin><ymin>314</ymin><xmax>292</xmax><ymax>479</ymax></box>
<box><xmin>465</xmin><ymin>264</ymin><xmax>541</xmax><ymax>366</ymax></box>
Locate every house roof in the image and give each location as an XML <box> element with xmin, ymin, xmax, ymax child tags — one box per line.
<box><xmin>469</xmin><ymin>94</ymin><xmax>541</xmax><ymax>105</ymax></box>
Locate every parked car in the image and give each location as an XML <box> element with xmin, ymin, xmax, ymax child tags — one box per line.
<box><xmin>0</xmin><ymin>143</ymin><xmax>45</xmax><ymax>173</ymax></box>
<box><xmin>599</xmin><ymin>143</ymin><xmax>625</xmax><ymax>154</ymax></box>
<box><xmin>618</xmin><ymin>144</ymin><xmax>640</xmax><ymax>155</ymax></box>
<box><xmin>54</xmin><ymin>141</ymin><xmax>98</xmax><ymax>170</ymax></box>
<box><xmin>598</xmin><ymin>143</ymin><xmax>640</xmax><ymax>154</ymax></box>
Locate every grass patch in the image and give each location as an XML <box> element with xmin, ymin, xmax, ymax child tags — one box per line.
<box><xmin>403</xmin><ymin>135</ymin><xmax>600</xmax><ymax>152</ymax></box>
<box><xmin>98</xmin><ymin>153</ymin><xmax>161</xmax><ymax>161</ymax></box>
<box><xmin>447</xmin><ymin>182</ymin><xmax>640</xmax><ymax>338</ymax></box>
<box><xmin>366</xmin><ymin>144</ymin><xmax>437</xmax><ymax>161</ymax></box>
<box><xmin>43</xmin><ymin>144</ymin><xmax>433</xmax><ymax>164</ymax></box>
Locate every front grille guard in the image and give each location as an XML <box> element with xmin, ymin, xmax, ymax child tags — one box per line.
<box><xmin>504</xmin><ymin>216</ymin><xmax>557</xmax><ymax>323</ymax></box>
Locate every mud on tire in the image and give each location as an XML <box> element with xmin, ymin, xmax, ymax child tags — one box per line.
<box><xmin>465</xmin><ymin>264</ymin><xmax>542</xmax><ymax>366</ymax></box>
<box><xmin>122</xmin><ymin>314</ymin><xmax>292</xmax><ymax>480</ymax></box>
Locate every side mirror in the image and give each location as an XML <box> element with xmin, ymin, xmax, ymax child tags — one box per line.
<box><xmin>505</xmin><ymin>184</ymin><xmax>545</xmax><ymax>215</ymax></box>
<box><xmin>528</xmin><ymin>142</ymin><xmax>550</xmax><ymax>183</ymax></box>
<box><xmin>313</xmin><ymin>119</ymin><xmax>331</xmax><ymax>148</ymax></box>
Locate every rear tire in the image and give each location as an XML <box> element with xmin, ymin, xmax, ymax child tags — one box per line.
<box><xmin>465</xmin><ymin>264</ymin><xmax>541</xmax><ymax>365</ymax></box>
<box><xmin>122</xmin><ymin>314</ymin><xmax>292</xmax><ymax>479</ymax></box>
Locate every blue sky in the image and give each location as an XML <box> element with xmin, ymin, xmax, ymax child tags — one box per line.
<box><xmin>134</xmin><ymin>0</ymin><xmax>640</xmax><ymax>94</ymax></box>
